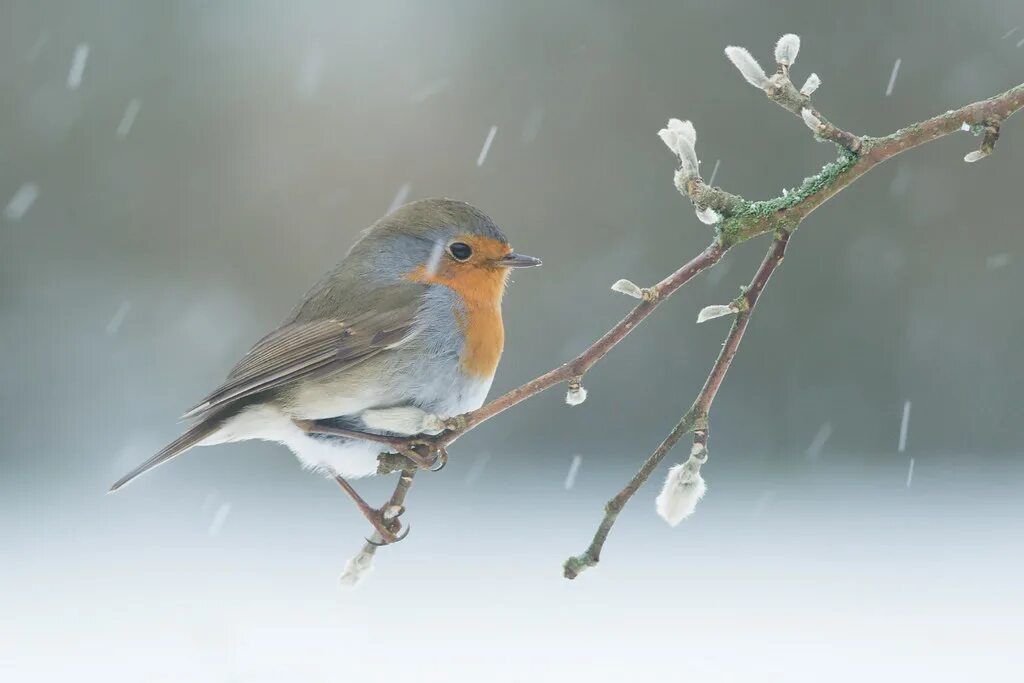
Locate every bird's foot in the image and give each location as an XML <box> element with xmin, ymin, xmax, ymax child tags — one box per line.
<box><xmin>334</xmin><ymin>476</ymin><xmax>410</xmax><ymax>545</ymax></box>
<box><xmin>364</xmin><ymin>516</ymin><xmax>410</xmax><ymax>546</ymax></box>
<box><xmin>395</xmin><ymin>438</ymin><xmax>448</xmax><ymax>472</ymax></box>
<box><xmin>295</xmin><ymin>418</ymin><xmax>447</xmax><ymax>471</ymax></box>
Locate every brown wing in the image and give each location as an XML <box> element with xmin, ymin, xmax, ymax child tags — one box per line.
<box><xmin>181</xmin><ymin>305</ymin><xmax>419</xmax><ymax>420</ymax></box>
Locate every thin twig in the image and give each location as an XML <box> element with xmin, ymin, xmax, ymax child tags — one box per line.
<box><xmin>564</xmin><ymin>233</ymin><xmax>790</xmax><ymax>579</ymax></box>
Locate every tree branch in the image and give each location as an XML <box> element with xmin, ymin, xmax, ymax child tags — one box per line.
<box><xmin>352</xmin><ymin>32</ymin><xmax>1024</xmax><ymax>578</ymax></box>
<box><xmin>564</xmin><ymin>233</ymin><xmax>790</xmax><ymax>579</ymax></box>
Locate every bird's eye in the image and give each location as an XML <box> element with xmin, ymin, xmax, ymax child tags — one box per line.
<box><xmin>448</xmin><ymin>242</ymin><xmax>472</xmax><ymax>261</ymax></box>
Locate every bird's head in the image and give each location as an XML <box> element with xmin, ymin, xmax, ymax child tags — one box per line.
<box><xmin>354</xmin><ymin>198</ymin><xmax>541</xmax><ymax>306</ymax></box>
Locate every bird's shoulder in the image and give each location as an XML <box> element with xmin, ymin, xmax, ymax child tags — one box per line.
<box><xmin>287</xmin><ymin>263</ymin><xmax>427</xmax><ymax>325</ymax></box>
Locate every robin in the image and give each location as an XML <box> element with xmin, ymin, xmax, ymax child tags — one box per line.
<box><xmin>110</xmin><ymin>198</ymin><xmax>541</xmax><ymax>541</ymax></box>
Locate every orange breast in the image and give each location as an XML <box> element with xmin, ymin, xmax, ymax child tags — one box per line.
<box><xmin>406</xmin><ymin>255</ymin><xmax>509</xmax><ymax>379</ymax></box>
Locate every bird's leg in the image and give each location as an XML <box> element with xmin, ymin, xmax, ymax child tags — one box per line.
<box><xmin>294</xmin><ymin>419</ymin><xmax>403</xmax><ymax>447</ymax></box>
<box><xmin>389</xmin><ymin>435</ymin><xmax>448</xmax><ymax>472</ymax></box>
<box><xmin>333</xmin><ymin>475</ymin><xmax>409</xmax><ymax>545</ymax></box>
<box><xmin>294</xmin><ymin>419</ymin><xmax>444</xmax><ymax>470</ymax></box>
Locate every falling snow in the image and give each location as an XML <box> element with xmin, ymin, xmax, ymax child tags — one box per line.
<box><xmin>897</xmin><ymin>400</ymin><xmax>911</xmax><ymax>453</ymax></box>
<box><xmin>885</xmin><ymin>58</ymin><xmax>901</xmax><ymax>96</ymax></box>
<box><xmin>805</xmin><ymin>421</ymin><xmax>833</xmax><ymax>460</ymax></box>
<box><xmin>707</xmin><ymin>159</ymin><xmax>721</xmax><ymax>187</ymax></box>
<box><xmin>116</xmin><ymin>99</ymin><xmax>142</xmax><ymax>138</ymax></box>
<box><xmin>706</xmin><ymin>258</ymin><xmax>732</xmax><ymax>287</ymax></box>
<box><xmin>752</xmin><ymin>489</ymin><xmax>776</xmax><ymax>518</ymax></box>
<box><xmin>463</xmin><ymin>452</ymin><xmax>491</xmax><ymax>487</ymax></box>
<box><xmin>27</xmin><ymin>31</ymin><xmax>48</xmax><ymax>62</ymax></box>
<box><xmin>386</xmin><ymin>183</ymin><xmax>411</xmax><ymax>214</ymax></box>
<box><xmin>5</xmin><ymin>183</ymin><xmax>39</xmax><ymax>221</ymax></box>
<box><xmin>411</xmin><ymin>78</ymin><xmax>451</xmax><ymax>103</ymax></box>
<box><xmin>200</xmin><ymin>490</ymin><xmax>221</xmax><ymax>514</ymax></box>
<box><xmin>67</xmin><ymin>43</ymin><xmax>89</xmax><ymax>89</ymax></box>
<box><xmin>564</xmin><ymin>455</ymin><xmax>582</xmax><ymax>490</ymax></box>
<box><xmin>105</xmin><ymin>301</ymin><xmax>133</xmax><ymax>335</ymax></box>
<box><xmin>208</xmin><ymin>502</ymin><xmax>232</xmax><ymax>537</ymax></box>
<box><xmin>296</xmin><ymin>47</ymin><xmax>324</xmax><ymax>98</ymax></box>
<box><xmin>476</xmin><ymin>125</ymin><xmax>498</xmax><ymax>167</ymax></box>
<box><xmin>986</xmin><ymin>253</ymin><xmax>1012</xmax><ymax>270</ymax></box>
<box><xmin>521</xmin><ymin>106</ymin><xmax>544</xmax><ymax>143</ymax></box>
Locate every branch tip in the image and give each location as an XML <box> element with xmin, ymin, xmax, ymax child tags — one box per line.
<box><xmin>724</xmin><ymin>46</ymin><xmax>769</xmax><ymax>90</ymax></box>
<box><xmin>655</xmin><ymin>452</ymin><xmax>708</xmax><ymax>526</ymax></box>
<box><xmin>658</xmin><ymin>118</ymin><xmax>700</xmax><ymax>175</ymax></box>
<box><xmin>774</xmin><ymin>33</ymin><xmax>801</xmax><ymax>67</ymax></box>
<box><xmin>563</xmin><ymin>553</ymin><xmax>597</xmax><ymax>580</ymax></box>
<box><xmin>799</xmin><ymin>73</ymin><xmax>821</xmax><ymax>97</ymax></box>
<box><xmin>611</xmin><ymin>279</ymin><xmax>653</xmax><ymax>301</ymax></box>
<box><xmin>696</xmin><ymin>304</ymin><xmax>737</xmax><ymax>324</ymax></box>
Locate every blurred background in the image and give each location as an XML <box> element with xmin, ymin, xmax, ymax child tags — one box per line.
<box><xmin>2</xmin><ymin>0</ymin><xmax>1023</xmax><ymax>680</ymax></box>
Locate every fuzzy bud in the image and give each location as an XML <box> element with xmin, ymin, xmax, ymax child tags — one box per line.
<box><xmin>611</xmin><ymin>279</ymin><xmax>647</xmax><ymax>300</ymax></box>
<box><xmin>774</xmin><ymin>34</ymin><xmax>801</xmax><ymax>66</ymax></box>
<box><xmin>658</xmin><ymin>118</ymin><xmax>700</xmax><ymax>176</ymax></box>
<box><xmin>339</xmin><ymin>546</ymin><xmax>375</xmax><ymax>588</ymax></box>
<box><xmin>655</xmin><ymin>443</ymin><xmax>708</xmax><ymax>526</ymax></box>
<box><xmin>566</xmin><ymin>378</ymin><xmax>587</xmax><ymax>406</ymax></box>
<box><xmin>799</xmin><ymin>73</ymin><xmax>821</xmax><ymax>96</ymax></box>
<box><xmin>800</xmin><ymin>107</ymin><xmax>822</xmax><ymax>133</ymax></box>
<box><xmin>695</xmin><ymin>206</ymin><xmax>721</xmax><ymax>225</ymax></box>
<box><xmin>724</xmin><ymin>46</ymin><xmax>769</xmax><ymax>89</ymax></box>
<box><xmin>696</xmin><ymin>303</ymin><xmax>737</xmax><ymax>323</ymax></box>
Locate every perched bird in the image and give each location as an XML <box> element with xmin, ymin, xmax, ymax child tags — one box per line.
<box><xmin>110</xmin><ymin>198</ymin><xmax>540</xmax><ymax>540</ymax></box>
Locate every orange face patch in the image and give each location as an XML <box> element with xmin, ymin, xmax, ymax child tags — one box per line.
<box><xmin>405</xmin><ymin>235</ymin><xmax>512</xmax><ymax>379</ymax></box>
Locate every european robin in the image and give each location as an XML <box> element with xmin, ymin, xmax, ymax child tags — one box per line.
<box><xmin>110</xmin><ymin>198</ymin><xmax>540</xmax><ymax>541</ymax></box>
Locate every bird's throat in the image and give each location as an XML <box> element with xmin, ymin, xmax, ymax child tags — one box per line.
<box><xmin>406</xmin><ymin>264</ymin><xmax>508</xmax><ymax>379</ymax></box>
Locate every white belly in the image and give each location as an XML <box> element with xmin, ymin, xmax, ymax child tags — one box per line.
<box><xmin>200</xmin><ymin>403</ymin><xmax>382</xmax><ymax>478</ymax></box>
<box><xmin>200</xmin><ymin>372</ymin><xmax>495</xmax><ymax>479</ymax></box>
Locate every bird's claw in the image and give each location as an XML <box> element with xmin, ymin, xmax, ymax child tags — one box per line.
<box><xmin>365</xmin><ymin>523</ymin><xmax>410</xmax><ymax>546</ymax></box>
<box><xmin>397</xmin><ymin>438</ymin><xmax>447</xmax><ymax>471</ymax></box>
<box><xmin>429</xmin><ymin>446</ymin><xmax>448</xmax><ymax>472</ymax></box>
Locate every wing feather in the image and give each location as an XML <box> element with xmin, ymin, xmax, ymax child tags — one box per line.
<box><xmin>181</xmin><ymin>305</ymin><xmax>418</xmax><ymax>420</ymax></box>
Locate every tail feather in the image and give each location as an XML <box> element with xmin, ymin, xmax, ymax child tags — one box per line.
<box><xmin>109</xmin><ymin>421</ymin><xmax>218</xmax><ymax>492</ymax></box>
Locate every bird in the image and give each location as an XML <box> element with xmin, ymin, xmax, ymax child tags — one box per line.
<box><xmin>110</xmin><ymin>198</ymin><xmax>541</xmax><ymax>541</ymax></box>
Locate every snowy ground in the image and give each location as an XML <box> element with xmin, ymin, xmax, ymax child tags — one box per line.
<box><xmin>3</xmin><ymin>451</ymin><xmax>1022</xmax><ymax>682</ymax></box>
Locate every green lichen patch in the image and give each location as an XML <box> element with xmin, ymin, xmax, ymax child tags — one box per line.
<box><xmin>716</xmin><ymin>150</ymin><xmax>857</xmax><ymax>247</ymax></box>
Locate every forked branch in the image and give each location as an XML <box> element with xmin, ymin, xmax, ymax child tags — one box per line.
<box><xmin>341</xmin><ymin>32</ymin><xmax>1023</xmax><ymax>583</ymax></box>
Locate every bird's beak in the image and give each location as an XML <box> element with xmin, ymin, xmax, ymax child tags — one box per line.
<box><xmin>497</xmin><ymin>252</ymin><xmax>542</xmax><ymax>268</ymax></box>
